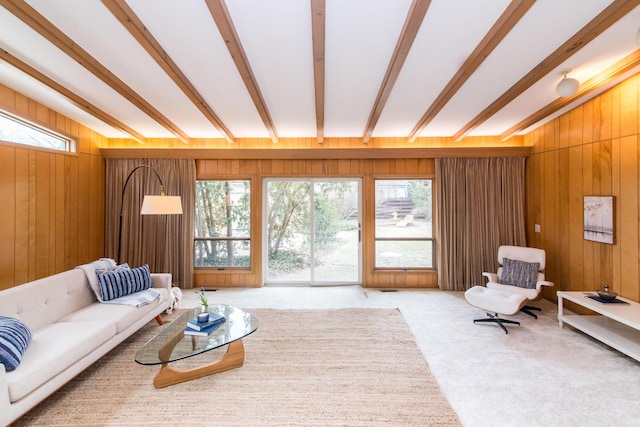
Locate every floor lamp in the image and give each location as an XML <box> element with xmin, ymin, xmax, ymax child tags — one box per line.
<box><xmin>117</xmin><ymin>164</ymin><xmax>183</xmax><ymax>264</ymax></box>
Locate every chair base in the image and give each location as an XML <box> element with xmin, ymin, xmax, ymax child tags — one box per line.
<box><xmin>521</xmin><ymin>305</ymin><xmax>541</xmax><ymax>319</ymax></box>
<box><xmin>474</xmin><ymin>312</ymin><xmax>520</xmax><ymax>334</ymax></box>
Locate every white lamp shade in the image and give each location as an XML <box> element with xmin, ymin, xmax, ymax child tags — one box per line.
<box><xmin>140</xmin><ymin>195</ymin><xmax>183</xmax><ymax>215</ymax></box>
<box><xmin>556</xmin><ymin>77</ymin><xmax>580</xmax><ymax>97</ymax></box>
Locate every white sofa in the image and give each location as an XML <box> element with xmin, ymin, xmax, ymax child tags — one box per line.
<box><xmin>0</xmin><ymin>262</ymin><xmax>172</xmax><ymax>426</ymax></box>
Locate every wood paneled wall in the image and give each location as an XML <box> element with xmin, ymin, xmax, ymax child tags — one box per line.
<box><xmin>195</xmin><ymin>157</ymin><xmax>438</xmax><ymax>288</ymax></box>
<box><xmin>525</xmin><ymin>73</ymin><xmax>640</xmax><ymax>303</ymax></box>
<box><xmin>0</xmin><ymin>83</ymin><xmax>106</xmax><ymax>290</ymax></box>
<box><xmin>103</xmin><ymin>135</ymin><xmax>525</xmax><ymax>150</ymax></box>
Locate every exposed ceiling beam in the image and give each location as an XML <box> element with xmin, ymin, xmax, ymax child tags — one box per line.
<box><xmin>500</xmin><ymin>49</ymin><xmax>640</xmax><ymax>140</ymax></box>
<box><xmin>363</xmin><ymin>0</ymin><xmax>431</xmax><ymax>144</ymax></box>
<box><xmin>310</xmin><ymin>0</ymin><xmax>325</xmax><ymax>144</ymax></box>
<box><xmin>0</xmin><ymin>48</ymin><xmax>146</xmax><ymax>143</ymax></box>
<box><xmin>102</xmin><ymin>0</ymin><xmax>235</xmax><ymax>143</ymax></box>
<box><xmin>407</xmin><ymin>0</ymin><xmax>534</xmax><ymax>143</ymax></box>
<box><xmin>0</xmin><ymin>0</ymin><xmax>191</xmax><ymax>143</ymax></box>
<box><xmin>453</xmin><ymin>0</ymin><xmax>640</xmax><ymax>142</ymax></box>
<box><xmin>205</xmin><ymin>0</ymin><xmax>279</xmax><ymax>143</ymax></box>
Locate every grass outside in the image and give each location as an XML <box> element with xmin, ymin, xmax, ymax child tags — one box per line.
<box><xmin>267</xmin><ymin>219</ymin><xmax>433</xmax><ymax>283</ymax></box>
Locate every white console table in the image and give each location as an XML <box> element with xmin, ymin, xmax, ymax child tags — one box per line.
<box><xmin>557</xmin><ymin>291</ymin><xmax>640</xmax><ymax>362</ymax></box>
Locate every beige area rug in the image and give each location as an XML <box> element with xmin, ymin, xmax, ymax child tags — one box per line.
<box><xmin>15</xmin><ymin>308</ymin><xmax>460</xmax><ymax>426</ymax></box>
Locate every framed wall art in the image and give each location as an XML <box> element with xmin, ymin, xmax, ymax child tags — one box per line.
<box><xmin>583</xmin><ymin>196</ymin><xmax>614</xmax><ymax>244</ymax></box>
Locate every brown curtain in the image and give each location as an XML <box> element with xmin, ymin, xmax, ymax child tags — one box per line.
<box><xmin>435</xmin><ymin>157</ymin><xmax>526</xmax><ymax>291</ymax></box>
<box><xmin>105</xmin><ymin>158</ymin><xmax>195</xmax><ymax>289</ymax></box>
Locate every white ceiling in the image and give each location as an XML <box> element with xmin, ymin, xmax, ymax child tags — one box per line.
<box><xmin>0</xmin><ymin>0</ymin><xmax>639</xmax><ymax>143</ymax></box>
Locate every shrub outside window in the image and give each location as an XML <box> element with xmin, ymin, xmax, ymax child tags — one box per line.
<box><xmin>374</xmin><ymin>179</ymin><xmax>433</xmax><ymax>269</ymax></box>
<box><xmin>195</xmin><ymin>180</ymin><xmax>251</xmax><ymax>268</ymax></box>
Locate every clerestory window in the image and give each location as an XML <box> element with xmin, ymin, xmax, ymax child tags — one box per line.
<box><xmin>0</xmin><ymin>111</ymin><xmax>72</xmax><ymax>152</ymax></box>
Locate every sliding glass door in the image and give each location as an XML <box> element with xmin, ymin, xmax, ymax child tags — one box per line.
<box><xmin>264</xmin><ymin>178</ymin><xmax>361</xmax><ymax>285</ymax></box>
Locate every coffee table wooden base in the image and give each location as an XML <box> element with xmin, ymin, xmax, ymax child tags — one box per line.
<box><xmin>153</xmin><ymin>340</ymin><xmax>245</xmax><ymax>388</ymax></box>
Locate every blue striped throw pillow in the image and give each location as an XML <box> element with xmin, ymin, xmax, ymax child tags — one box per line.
<box><xmin>0</xmin><ymin>316</ymin><xmax>32</xmax><ymax>371</ymax></box>
<box><xmin>97</xmin><ymin>264</ymin><xmax>152</xmax><ymax>301</ymax></box>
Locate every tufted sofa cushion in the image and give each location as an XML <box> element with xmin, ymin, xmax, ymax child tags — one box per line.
<box><xmin>6</xmin><ymin>320</ymin><xmax>115</xmax><ymax>402</ymax></box>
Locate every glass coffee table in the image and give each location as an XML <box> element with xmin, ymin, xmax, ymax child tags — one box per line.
<box><xmin>135</xmin><ymin>304</ymin><xmax>259</xmax><ymax>388</ymax></box>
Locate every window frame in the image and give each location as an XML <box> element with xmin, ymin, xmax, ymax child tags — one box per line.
<box><xmin>373</xmin><ymin>177</ymin><xmax>435</xmax><ymax>270</ymax></box>
<box><xmin>0</xmin><ymin>110</ymin><xmax>75</xmax><ymax>152</ymax></box>
<box><xmin>194</xmin><ymin>178</ymin><xmax>252</xmax><ymax>269</ymax></box>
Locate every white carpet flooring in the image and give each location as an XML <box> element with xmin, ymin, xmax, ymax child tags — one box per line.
<box><xmin>184</xmin><ymin>286</ymin><xmax>640</xmax><ymax>427</ymax></box>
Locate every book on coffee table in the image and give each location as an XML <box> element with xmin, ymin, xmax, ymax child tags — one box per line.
<box><xmin>184</xmin><ymin>321</ymin><xmax>224</xmax><ymax>336</ymax></box>
<box><xmin>186</xmin><ymin>312</ymin><xmax>226</xmax><ymax>331</ymax></box>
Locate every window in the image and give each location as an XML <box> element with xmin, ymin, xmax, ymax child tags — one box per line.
<box><xmin>0</xmin><ymin>111</ymin><xmax>72</xmax><ymax>151</ymax></box>
<box><xmin>374</xmin><ymin>179</ymin><xmax>433</xmax><ymax>269</ymax></box>
<box><xmin>195</xmin><ymin>180</ymin><xmax>251</xmax><ymax>268</ymax></box>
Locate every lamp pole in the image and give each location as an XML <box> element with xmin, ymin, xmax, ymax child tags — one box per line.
<box><xmin>117</xmin><ymin>164</ymin><xmax>168</xmax><ymax>264</ymax></box>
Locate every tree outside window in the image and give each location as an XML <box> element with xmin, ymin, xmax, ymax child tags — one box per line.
<box><xmin>195</xmin><ymin>180</ymin><xmax>250</xmax><ymax>267</ymax></box>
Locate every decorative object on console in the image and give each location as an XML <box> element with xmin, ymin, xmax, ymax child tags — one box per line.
<box><xmin>117</xmin><ymin>164</ymin><xmax>183</xmax><ymax>264</ymax></box>
<box><xmin>584</xmin><ymin>196</ymin><xmax>614</xmax><ymax>244</ymax></box>
<box><xmin>587</xmin><ymin>284</ymin><xmax>627</xmax><ymax>304</ymax></box>
<box><xmin>597</xmin><ymin>284</ymin><xmax>617</xmax><ymax>301</ymax></box>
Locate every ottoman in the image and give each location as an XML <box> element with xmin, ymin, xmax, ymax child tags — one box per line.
<box><xmin>464</xmin><ymin>286</ymin><xmax>528</xmax><ymax>334</ymax></box>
